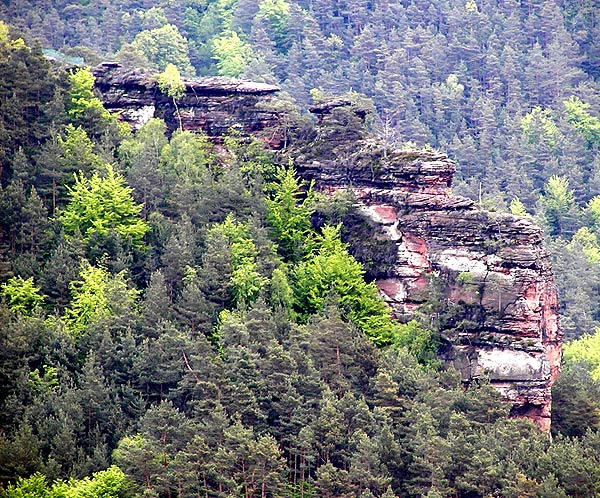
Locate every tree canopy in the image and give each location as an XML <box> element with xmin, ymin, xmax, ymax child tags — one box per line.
<box><xmin>2</xmin><ymin>6</ymin><xmax>600</xmax><ymax>498</ymax></box>
<box><xmin>59</xmin><ymin>164</ymin><xmax>149</xmax><ymax>248</ymax></box>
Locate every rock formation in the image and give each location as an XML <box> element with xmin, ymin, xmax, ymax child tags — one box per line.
<box><xmin>295</xmin><ymin>104</ymin><xmax>561</xmax><ymax>431</ymax></box>
<box><xmin>94</xmin><ymin>71</ymin><xmax>561</xmax><ymax>430</ymax></box>
<box><xmin>92</xmin><ymin>62</ymin><xmax>281</xmax><ymax>144</ymax></box>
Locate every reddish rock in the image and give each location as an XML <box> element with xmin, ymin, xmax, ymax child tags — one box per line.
<box><xmin>293</xmin><ymin>103</ymin><xmax>562</xmax><ymax>431</ymax></box>
<box><xmin>371</xmin><ymin>205</ymin><xmax>398</xmax><ymax>224</ymax></box>
<box><xmin>95</xmin><ymin>80</ymin><xmax>562</xmax><ymax>430</ymax></box>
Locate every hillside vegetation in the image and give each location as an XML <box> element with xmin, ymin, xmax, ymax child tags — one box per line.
<box><xmin>2</xmin><ymin>1</ymin><xmax>600</xmax><ymax>496</ymax></box>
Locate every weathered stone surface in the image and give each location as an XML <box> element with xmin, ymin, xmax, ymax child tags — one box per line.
<box><xmin>293</xmin><ymin>104</ymin><xmax>562</xmax><ymax>431</ymax></box>
<box><xmin>93</xmin><ymin>62</ymin><xmax>281</xmax><ymax>144</ymax></box>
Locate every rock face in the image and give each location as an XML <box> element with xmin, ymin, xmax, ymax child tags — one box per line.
<box><xmin>95</xmin><ymin>74</ymin><xmax>561</xmax><ymax>430</ymax></box>
<box><xmin>294</xmin><ymin>109</ymin><xmax>561</xmax><ymax>431</ymax></box>
<box><xmin>92</xmin><ymin>62</ymin><xmax>281</xmax><ymax>144</ymax></box>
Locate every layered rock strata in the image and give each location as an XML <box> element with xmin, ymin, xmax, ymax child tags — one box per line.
<box><xmin>295</xmin><ymin>131</ymin><xmax>561</xmax><ymax>431</ymax></box>
<box><xmin>92</xmin><ymin>62</ymin><xmax>281</xmax><ymax>144</ymax></box>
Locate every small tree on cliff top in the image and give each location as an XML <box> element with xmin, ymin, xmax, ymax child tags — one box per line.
<box><xmin>157</xmin><ymin>63</ymin><xmax>185</xmax><ymax>131</ymax></box>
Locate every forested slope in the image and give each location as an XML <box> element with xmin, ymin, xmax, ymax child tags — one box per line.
<box><xmin>4</xmin><ymin>0</ymin><xmax>600</xmax><ymax>338</ymax></box>
<box><xmin>2</xmin><ymin>1</ymin><xmax>600</xmax><ymax>496</ymax></box>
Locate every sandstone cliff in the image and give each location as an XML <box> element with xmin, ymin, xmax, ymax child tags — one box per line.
<box><xmin>296</xmin><ymin>104</ymin><xmax>561</xmax><ymax>431</ymax></box>
<box><xmin>94</xmin><ymin>69</ymin><xmax>561</xmax><ymax>430</ymax></box>
<box><xmin>92</xmin><ymin>62</ymin><xmax>280</xmax><ymax>142</ymax></box>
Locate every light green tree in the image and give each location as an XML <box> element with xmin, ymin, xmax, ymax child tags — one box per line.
<box><xmin>563</xmin><ymin>96</ymin><xmax>600</xmax><ymax>146</ymax></box>
<box><xmin>62</xmin><ymin>261</ymin><xmax>111</xmax><ymax>334</ymax></box>
<box><xmin>509</xmin><ymin>197</ymin><xmax>529</xmax><ymax>217</ymax></box>
<box><xmin>159</xmin><ymin>129</ymin><xmax>216</xmax><ymax>181</ymax></box>
<box><xmin>58</xmin><ymin>124</ymin><xmax>103</xmax><ymax>174</ymax></box>
<box><xmin>587</xmin><ymin>196</ymin><xmax>600</xmax><ymax>230</ymax></box>
<box><xmin>212</xmin><ymin>30</ymin><xmax>255</xmax><ymax>77</ymax></box>
<box><xmin>392</xmin><ymin>320</ymin><xmax>440</xmax><ymax>367</ymax></box>
<box><xmin>538</xmin><ymin>175</ymin><xmax>577</xmax><ymax>236</ymax></box>
<box><xmin>208</xmin><ymin>215</ymin><xmax>267</xmax><ymax>307</ymax></box>
<box><xmin>568</xmin><ymin>227</ymin><xmax>600</xmax><ymax>264</ymax></box>
<box><xmin>59</xmin><ymin>164</ymin><xmax>149</xmax><ymax>248</ymax></box>
<box><xmin>0</xmin><ymin>472</ymin><xmax>52</xmax><ymax>498</ymax></box>
<box><xmin>130</xmin><ymin>24</ymin><xmax>195</xmax><ymax>75</ymax></box>
<box><xmin>53</xmin><ymin>465</ymin><xmax>131</xmax><ymax>497</ymax></box>
<box><xmin>266</xmin><ymin>166</ymin><xmax>316</xmax><ymax>261</ymax></box>
<box><xmin>269</xmin><ymin>266</ymin><xmax>294</xmax><ymax>311</ymax></box>
<box><xmin>294</xmin><ymin>225</ymin><xmax>401</xmax><ymax>346</ymax></box>
<box><xmin>520</xmin><ymin>106</ymin><xmax>561</xmax><ymax>148</ymax></box>
<box><xmin>66</xmin><ymin>67</ymin><xmax>111</xmax><ymax>122</ymax></box>
<box><xmin>62</xmin><ymin>261</ymin><xmax>138</xmax><ymax>335</ymax></box>
<box><xmin>0</xmin><ymin>276</ymin><xmax>44</xmax><ymax>315</ymax></box>
<box><xmin>157</xmin><ymin>63</ymin><xmax>186</xmax><ymax>131</ymax></box>
<box><xmin>2</xmin><ymin>465</ymin><xmax>131</xmax><ymax>498</ymax></box>
<box><xmin>563</xmin><ymin>328</ymin><xmax>600</xmax><ymax>380</ymax></box>
<box><xmin>257</xmin><ymin>0</ymin><xmax>291</xmax><ymax>50</ymax></box>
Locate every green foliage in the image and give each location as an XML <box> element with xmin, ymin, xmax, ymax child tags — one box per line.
<box><xmin>509</xmin><ymin>197</ymin><xmax>529</xmax><ymax>217</ymax></box>
<box><xmin>5</xmin><ymin>9</ymin><xmax>600</xmax><ymax>498</ymax></box>
<box><xmin>1</xmin><ymin>466</ymin><xmax>130</xmax><ymax>498</ymax></box>
<box><xmin>212</xmin><ymin>30</ymin><xmax>255</xmax><ymax>77</ymax></box>
<box><xmin>0</xmin><ymin>276</ymin><xmax>44</xmax><ymax>315</ymax></box>
<box><xmin>563</xmin><ymin>96</ymin><xmax>600</xmax><ymax>146</ymax></box>
<box><xmin>0</xmin><ymin>21</ymin><xmax>10</xmax><ymax>46</ymax></box>
<box><xmin>230</xmin><ymin>260</ymin><xmax>267</xmax><ymax>307</ymax></box>
<box><xmin>66</xmin><ymin>68</ymin><xmax>110</xmax><ymax>123</ymax></box>
<box><xmin>157</xmin><ymin>64</ymin><xmax>186</xmax><ymax>130</ymax></box>
<box><xmin>130</xmin><ymin>25</ymin><xmax>195</xmax><ymax>75</ymax></box>
<box><xmin>392</xmin><ymin>320</ymin><xmax>440</xmax><ymax>367</ymax></box>
<box><xmin>563</xmin><ymin>328</ymin><xmax>600</xmax><ymax>380</ymax></box>
<box><xmin>28</xmin><ymin>366</ymin><xmax>59</xmax><ymax>394</ymax></box>
<box><xmin>0</xmin><ymin>22</ymin><xmax>60</xmax><ymax>172</ymax></box>
<box><xmin>223</xmin><ymin>131</ymin><xmax>276</xmax><ymax>184</ymax></box>
<box><xmin>257</xmin><ymin>0</ymin><xmax>291</xmax><ymax>50</ymax></box>
<box><xmin>294</xmin><ymin>224</ymin><xmax>399</xmax><ymax>345</ymax></box>
<box><xmin>1</xmin><ymin>473</ymin><xmax>52</xmax><ymax>498</ymax></box>
<box><xmin>269</xmin><ymin>266</ymin><xmax>294</xmax><ymax>311</ymax></box>
<box><xmin>59</xmin><ymin>165</ymin><xmax>149</xmax><ymax>248</ymax></box>
<box><xmin>159</xmin><ymin>129</ymin><xmax>215</xmax><ymax>182</ymax></box>
<box><xmin>266</xmin><ymin>167</ymin><xmax>315</xmax><ymax>261</ymax></box>
<box><xmin>455</xmin><ymin>272</ymin><xmax>474</xmax><ymax>286</ymax></box>
<box><xmin>57</xmin><ymin>125</ymin><xmax>103</xmax><ymax>174</ymax></box>
<box><xmin>156</xmin><ymin>64</ymin><xmax>185</xmax><ymax>101</ymax></box>
<box><xmin>53</xmin><ymin>466</ymin><xmax>130</xmax><ymax>498</ymax></box>
<box><xmin>538</xmin><ymin>175</ymin><xmax>577</xmax><ymax>236</ymax></box>
<box><xmin>544</xmin><ymin>175</ymin><xmax>575</xmax><ymax>206</ymax></box>
<box><xmin>587</xmin><ymin>196</ymin><xmax>600</xmax><ymax>229</ymax></box>
<box><xmin>568</xmin><ymin>227</ymin><xmax>600</xmax><ymax>264</ymax></box>
<box><xmin>62</xmin><ymin>261</ymin><xmax>137</xmax><ymax>335</ymax></box>
<box><xmin>520</xmin><ymin>107</ymin><xmax>561</xmax><ymax>148</ymax></box>
<box><xmin>552</xmin><ymin>363</ymin><xmax>600</xmax><ymax>437</ymax></box>
<box><xmin>62</xmin><ymin>260</ymin><xmax>111</xmax><ymax>334</ymax></box>
<box><xmin>208</xmin><ymin>215</ymin><xmax>267</xmax><ymax>307</ymax></box>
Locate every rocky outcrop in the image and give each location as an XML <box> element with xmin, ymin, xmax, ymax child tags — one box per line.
<box><xmin>92</xmin><ymin>62</ymin><xmax>281</xmax><ymax>144</ymax></box>
<box><xmin>94</xmin><ymin>74</ymin><xmax>561</xmax><ymax>430</ymax></box>
<box><xmin>294</xmin><ymin>106</ymin><xmax>561</xmax><ymax>431</ymax></box>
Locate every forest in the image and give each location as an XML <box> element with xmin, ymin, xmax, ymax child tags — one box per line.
<box><xmin>2</xmin><ymin>0</ymin><xmax>600</xmax><ymax>496</ymax></box>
